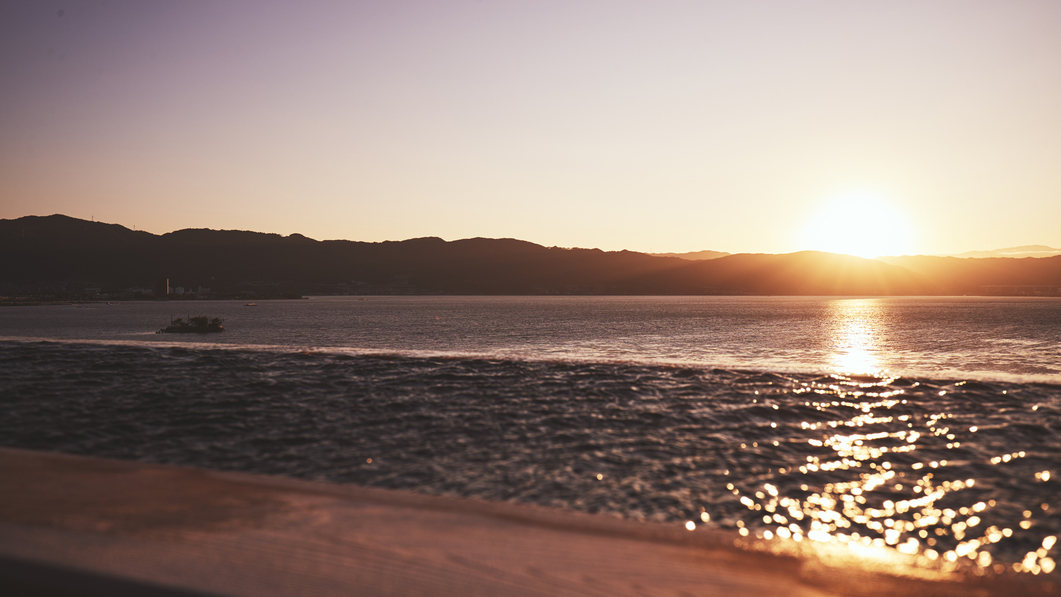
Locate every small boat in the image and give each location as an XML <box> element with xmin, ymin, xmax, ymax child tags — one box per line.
<box><xmin>243</xmin><ymin>303</ymin><xmax>257</xmax><ymax>307</ymax></box>
<box><xmin>158</xmin><ymin>316</ymin><xmax>224</xmax><ymax>334</ymax></box>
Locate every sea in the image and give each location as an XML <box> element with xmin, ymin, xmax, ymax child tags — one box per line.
<box><xmin>1</xmin><ymin>296</ymin><xmax>1059</xmax><ymax>579</ymax></box>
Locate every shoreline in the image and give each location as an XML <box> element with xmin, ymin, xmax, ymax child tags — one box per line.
<box><xmin>0</xmin><ymin>297</ymin><xmax>309</xmax><ymax>307</ymax></box>
<box><xmin>1</xmin><ymin>448</ymin><xmax>1053</xmax><ymax>596</ymax></box>
<box><xmin>4</xmin><ymin>335</ymin><xmax>1061</xmax><ymax>387</ymax></box>
<box><xmin>6</xmin><ymin>294</ymin><xmax>1061</xmax><ymax>307</ymax></box>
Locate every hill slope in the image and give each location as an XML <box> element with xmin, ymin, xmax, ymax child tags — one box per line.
<box><xmin>2</xmin><ymin>215</ymin><xmax>1057</xmax><ymax>296</ymax></box>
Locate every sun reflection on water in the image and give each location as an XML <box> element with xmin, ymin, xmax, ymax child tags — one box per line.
<box><xmin>723</xmin><ymin>377</ymin><xmax>1057</xmax><ymax>578</ymax></box>
<box><xmin>712</xmin><ymin>300</ymin><xmax>1058</xmax><ymax>579</ymax></box>
<box><xmin>827</xmin><ymin>299</ymin><xmax>885</xmax><ymax>376</ymax></box>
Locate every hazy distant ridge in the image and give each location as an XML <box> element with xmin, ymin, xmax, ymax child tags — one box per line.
<box><xmin>946</xmin><ymin>245</ymin><xmax>1061</xmax><ymax>259</ymax></box>
<box><xmin>648</xmin><ymin>250</ymin><xmax>730</xmax><ymax>261</ymax></box>
<box><xmin>1</xmin><ymin>215</ymin><xmax>1059</xmax><ymax>297</ymax></box>
<box><xmin>877</xmin><ymin>254</ymin><xmax>1061</xmax><ymax>293</ymax></box>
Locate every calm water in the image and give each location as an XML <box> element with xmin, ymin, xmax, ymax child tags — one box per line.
<box><xmin>1</xmin><ymin>296</ymin><xmax>1059</xmax><ymax>578</ymax></box>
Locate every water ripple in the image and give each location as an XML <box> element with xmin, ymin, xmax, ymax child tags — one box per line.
<box><xmin>0</xmin><ymin>339</ymin><xmax>1058</xmax><ymax>579</ymax></box>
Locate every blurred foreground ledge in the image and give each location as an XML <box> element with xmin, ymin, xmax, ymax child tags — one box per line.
<box><xmin>0</xmin><ymin>447</ymin><xmax>1052</xmax><ymax>597</ymax></box>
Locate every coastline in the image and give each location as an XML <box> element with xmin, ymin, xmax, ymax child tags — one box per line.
<box><xmin>1</xmin><ymin>448</ymin><xmax>1052</xmax><ymax>597</ymax></box>
<box><xmin>0</xmin><ymin>298</ymin><xmax>308</xmax><ymax>307</ymax></box>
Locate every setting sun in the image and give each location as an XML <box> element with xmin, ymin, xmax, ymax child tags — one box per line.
<box><xmin>797</xmin><ymin>192</ymin><xmax>915</xmax><ymax>259</ymax></box>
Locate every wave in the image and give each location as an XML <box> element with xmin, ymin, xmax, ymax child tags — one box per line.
<box><xmin>3</xmin><ymin>335</ymin><xmax>1059</xmax><ymax>385</ymax></box>
<box><xmin>1</xmin><ymin>338</ymin><xmax>1059</xmax><ymax>576</ymax></box>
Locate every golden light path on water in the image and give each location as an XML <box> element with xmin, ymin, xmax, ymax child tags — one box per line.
<box><xmin>687</xmin><ymin>299</ymin><xmax>1057</xmax><ymax>579</ymax></box>
<box><xmin>828</xmin><ymin>299</ymin><xmax>885</xmax><ymax>376</ymax></box>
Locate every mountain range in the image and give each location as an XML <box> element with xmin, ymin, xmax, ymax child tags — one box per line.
<box><xmin>945</xmin><ymin>245</ymin><xmax>1061</xmax><ymax>259</ymax></box>
<box><xmin>1</xmin><ymin>215</ymin><xmax>1059</xmax><ymax>298</ymax></box>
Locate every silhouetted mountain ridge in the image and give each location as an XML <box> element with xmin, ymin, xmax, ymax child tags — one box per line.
<box><xmin>1</xmin><ymin>215</ymin><xmax>1058</xmax><ymax>296</ymax></box>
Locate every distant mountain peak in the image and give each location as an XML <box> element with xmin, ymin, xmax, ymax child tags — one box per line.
<box><xmin>649</xmin><ymin>250</ymin><xmax>730</xmax><ymax>261</ymax></box>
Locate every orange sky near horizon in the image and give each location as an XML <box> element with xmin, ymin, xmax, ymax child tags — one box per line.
<box><xmin>2</xmin><ymin>1</ymin><xmax>1060</xmax><ymax>257</ymax></box>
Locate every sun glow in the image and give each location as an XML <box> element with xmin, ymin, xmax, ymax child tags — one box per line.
<box><xmin>798</xmin><ymin>192</ymin><xmax>915</xmax><ymax>258</ymax></box>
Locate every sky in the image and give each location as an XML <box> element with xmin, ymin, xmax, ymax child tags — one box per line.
<box><xmin>2</xmin><ymin>0</ymin><xmax>1060</xmax><ymax>256</ymax></box>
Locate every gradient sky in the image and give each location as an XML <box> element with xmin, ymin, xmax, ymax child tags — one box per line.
<box><xmin>2</xmin><ymin>1</ymin><xmax>1060</xmax><ymax>255</ymax></box>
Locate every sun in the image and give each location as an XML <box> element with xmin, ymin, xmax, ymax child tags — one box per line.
<box><xmin>797</xmin><ymin>192</ymin><xmax>915</xmax><ymax>258</ymax></box>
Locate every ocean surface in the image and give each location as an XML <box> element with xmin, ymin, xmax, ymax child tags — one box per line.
<box><xmin>1</xmin><ymin>296</ymin><xmax>1059</xmax><ymax>578</ymax></box>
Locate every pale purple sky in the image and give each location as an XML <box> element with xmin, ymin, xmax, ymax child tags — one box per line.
<box><xmin>2</xmin><ymin>0</ymin><xmax>1060</xmax><ymax>255</ymax></box>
